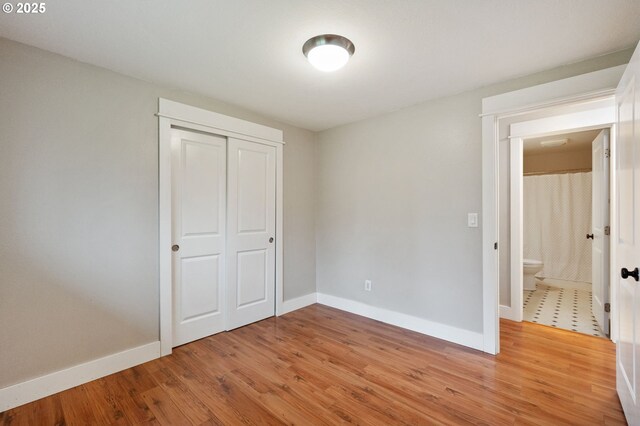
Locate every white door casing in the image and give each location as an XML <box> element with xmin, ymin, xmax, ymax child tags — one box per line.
<box><xmin>591</xmin><ymin>129</ymin><xmax>611</xmax><ymax>335</ymax></box>
<box><xmin>509</xmin><ymin>136</ymin><xmax>524</xmax><ymax>322</ymax></box>
<box><xmin>616</xmin><ymin>43</ymin><xmax>640</xmax><ymax>423</ymax></box>
<box><xmin>482</xmin><ymin>66</ymin><xmax>625</xmax><ymax>355</ymax></box>
<box><xmin>226</xmin><ymin>138</ymin><xmax>277</xmax><ymax>330</ymax></box>
<box><xmin>171</xmin><ymin>129</ymin><xmax>227</xmax><ymax>346</ymax></box>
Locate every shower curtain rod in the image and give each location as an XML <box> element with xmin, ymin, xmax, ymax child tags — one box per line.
<box><xmin>523</xmin><ymin>168</ymin><xmax>592</xmax><ymax>176</ymax></box>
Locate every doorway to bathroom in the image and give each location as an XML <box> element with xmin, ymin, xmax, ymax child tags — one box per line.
<box><xmin>520</xmin><ymin>128</ymin><xmax>610</xmax><ymax>337</ymax></box>
<box><xmin>503</xmin><ymin>101</ymin><xmax>616</xmax><ymax>340</ymax></box>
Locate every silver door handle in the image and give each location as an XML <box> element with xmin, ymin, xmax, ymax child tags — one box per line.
<box><xmin>172</xmin><ymin>244</ymin><xmax>180</xmax><ymax>252</ymax></box>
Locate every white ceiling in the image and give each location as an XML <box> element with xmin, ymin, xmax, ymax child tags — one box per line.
<box><xmin>524</xmin><ymin>129</ymin><xmax>601</xmax><ymax>154</ymax></box>
<box><xmin>1</xmin><ymin>1</ymin><xmax>639</xmax><ymax>131</ymax></box>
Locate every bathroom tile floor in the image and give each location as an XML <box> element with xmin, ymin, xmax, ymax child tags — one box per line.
<box><xmin>523</xmin><ymin>281</ymin><xmax>607</xmax><ymax>338</ymax></box>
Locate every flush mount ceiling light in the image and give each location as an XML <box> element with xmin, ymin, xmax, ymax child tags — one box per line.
<box><xmin>540</xmin><ymin>138</ymin><xmax>568</xmax><ymax>148</ymax></box>
<box><xmin>302</xmin><ymin>34</ymin><xmax>355</xmax><ymax>72</ymax></box>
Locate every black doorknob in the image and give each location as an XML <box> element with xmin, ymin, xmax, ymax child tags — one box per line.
<box><xmin>621</xmin><ymin>267</ymin><xmax>639</xmax><ymax>281</ymax></box>
<box><xmin>586</xmin><ymin>234</ymin><xmax>594</xmax><ymax>240</ymax></box>
<box><xmin>269</xmin><ymin>237</ymin><xmax>274</xmax><ymax>243</ymax></box>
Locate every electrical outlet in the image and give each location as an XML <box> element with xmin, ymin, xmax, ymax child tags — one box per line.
<box><xmin>364</xmin><ymin>280</ymin><xmax>372</xmax><ymax>291</ymax></box>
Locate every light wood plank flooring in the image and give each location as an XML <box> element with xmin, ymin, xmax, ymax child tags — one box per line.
<box><xmin>0</xmin><ymin>304</ymin><xmax>626</xmax><ymax>425</ymax></box>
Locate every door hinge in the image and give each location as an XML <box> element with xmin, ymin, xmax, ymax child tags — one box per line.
<box><xmin>605</xmin><ymin>148</ymin><xmax>610</xmax><ymax>158</ymax></box>
<box><xmin>494</xmin><ymin>242</ymin><xmax>498</xmax><ymax>250</ymax></box>
<box><xmin>605</xmin><ymin>226</ymin><xmax>610</xmax><ymax>236</ymax></box>
<box><xmin>605</xmin><ymin>303</ymin><xmax>611</xmax><ymax>313</ymax></box>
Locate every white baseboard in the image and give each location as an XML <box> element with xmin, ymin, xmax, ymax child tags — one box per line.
<box><xmin>316</xmin><ymin>293</ymin><xmax>484</xmax><ymax>351</ymax></box>
<box><xmin>500</xmin><ymin>304</ymin><xmax>514</xmax><ymax>320</ymax></box>
<box><xmin>0</xmin><ymin>341</ymin><xmax>160</xmax><ymax>412</ymax></box>
<box><xmin>278</xmin><ymin>292</ymin><xmax>317</xmax><ymax>315</ymax></box>
<box><xmin>500</xmin><ymin>304</ymin><xmax>523</xmax><ymax>322</ymax></box>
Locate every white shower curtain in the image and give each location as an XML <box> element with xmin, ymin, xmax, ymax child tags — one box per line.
<box><xmin>523</xmin><ymin>172</ymin><xmax>592</xmax><ymax>283</ymax></box>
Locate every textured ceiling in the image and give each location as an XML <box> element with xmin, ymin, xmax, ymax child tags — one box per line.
<box><xmin>1</xmin><ymin>0</ymin><xmax>639</xmax><ymax>131</ymax></box>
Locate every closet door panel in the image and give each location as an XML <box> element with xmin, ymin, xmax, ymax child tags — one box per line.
<box><xmin>237</xmin><ymin>250</ymin><xmax>267</xmax><ymax>306</ymax></box>
<box><xmin>238</xmin><ymin>149</ymin><xmax>269</xmax><ymax>233</ymax></box>
<box><xmin>227</xmin><ymin>138</ymin><xmax>276</xmax><ymax>329</ymax></box>
<box><xmin>171</xmin><ymin>129</ymin><xmax>227</xmax><ymax>346</ymax></box>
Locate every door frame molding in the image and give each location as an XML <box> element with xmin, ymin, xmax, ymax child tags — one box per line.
<box><xmin>481</xmin><ymin>65</ymin><xmax>625</xmax><ymax>354</ymax></box>
<box><xmin>157</xmin><ymin>98</ymin><xmax>285</xmax><ymax>356</ymax></box>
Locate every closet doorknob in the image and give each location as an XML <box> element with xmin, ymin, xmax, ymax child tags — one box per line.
<box><xmin>621</xmin><ymin>267</ymin><xmax>640</xmax><ymax>282</ymax></box>
<box><xmin>269</xmin><ymin>237</ymin><xmax>274</xmax><ymax>243</ymax></box>
<box><xmin>586</xmin><ymin>234</ymin><xmax>594</xmax><ymax>240</ymax></box>
<box><xmin>172</xmin><ymin>244</ymin><xmax>180</xmax><ymax>252</ymax></box>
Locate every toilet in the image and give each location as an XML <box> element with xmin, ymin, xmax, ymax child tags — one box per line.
<box><xmin>523</xmin><ymin>259</ymin><xmax>543</xmax><ymax>290</ymax></box>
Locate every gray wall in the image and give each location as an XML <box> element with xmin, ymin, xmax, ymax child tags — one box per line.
<box><xmin>315</xmin><ymin>48</ymin><xmax>633</xmax><ymax>332</ymax></box>
<box><xmin>282</xmin><ymin>126</ymin><xmax>317</xmax><ymax>300</ymax></box>
<box><xmin>0</xmin><ymin>38</ymin><xmax>316</xmax><ymax>388</ymax></box>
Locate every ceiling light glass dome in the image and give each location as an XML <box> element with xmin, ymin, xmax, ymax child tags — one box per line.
<box><xmin>303</xmin><ymin>34</ymin><xmax>355</xmax><ymax>72</ymax></box>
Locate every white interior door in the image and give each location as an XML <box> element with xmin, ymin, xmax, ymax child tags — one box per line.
<box><xmin>171</xmin><ymin>129</ymin><xmax>227</xmax><ymax>346</ymax></box>
<box><xmin>592</xmin><ymin>129</ymin><xmax>610</xmax><ymax>335</ymax></box>
<box><xmin>226</xmin><ymin>138</ymin><xmax>276</xmax><ymax>330</ymax></box>
<box><xmin>616</xmin><ymin>42</ymin><xmax>640</xmax><ymax>424</ymax></box>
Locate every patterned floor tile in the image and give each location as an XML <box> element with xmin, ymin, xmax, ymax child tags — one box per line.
<box><xmin>523</xmin><ymin>282</ymin><xmax>606</xmax><ymax>338</ymax></box>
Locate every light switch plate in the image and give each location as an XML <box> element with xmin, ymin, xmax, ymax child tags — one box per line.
<box><xmin>468</xmin><ymin>213</ymin><xmax>478</xmax><ymax>228</ymax></box>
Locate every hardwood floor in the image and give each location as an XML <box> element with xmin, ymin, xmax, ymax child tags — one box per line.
<box><xmin>0</xmin><ymin>304</ymin><xmax>626</xmax><ymax>425</ymax></box>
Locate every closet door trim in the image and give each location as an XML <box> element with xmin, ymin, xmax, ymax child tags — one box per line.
<box><xmin>158</xmin><ymin>98</ymin><xmax>284</xmax><ymax>356</ymax></box>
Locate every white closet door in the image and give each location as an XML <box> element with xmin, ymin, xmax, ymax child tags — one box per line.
<box><xmin>171</xmin><ymin>129</ymin><xmax>227</xmax><ymax>346</ymax></box>
<box><xmin>227</xmin><ymin>138</ymin><xmax>276</xmax><ymax>330</ymax></box>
